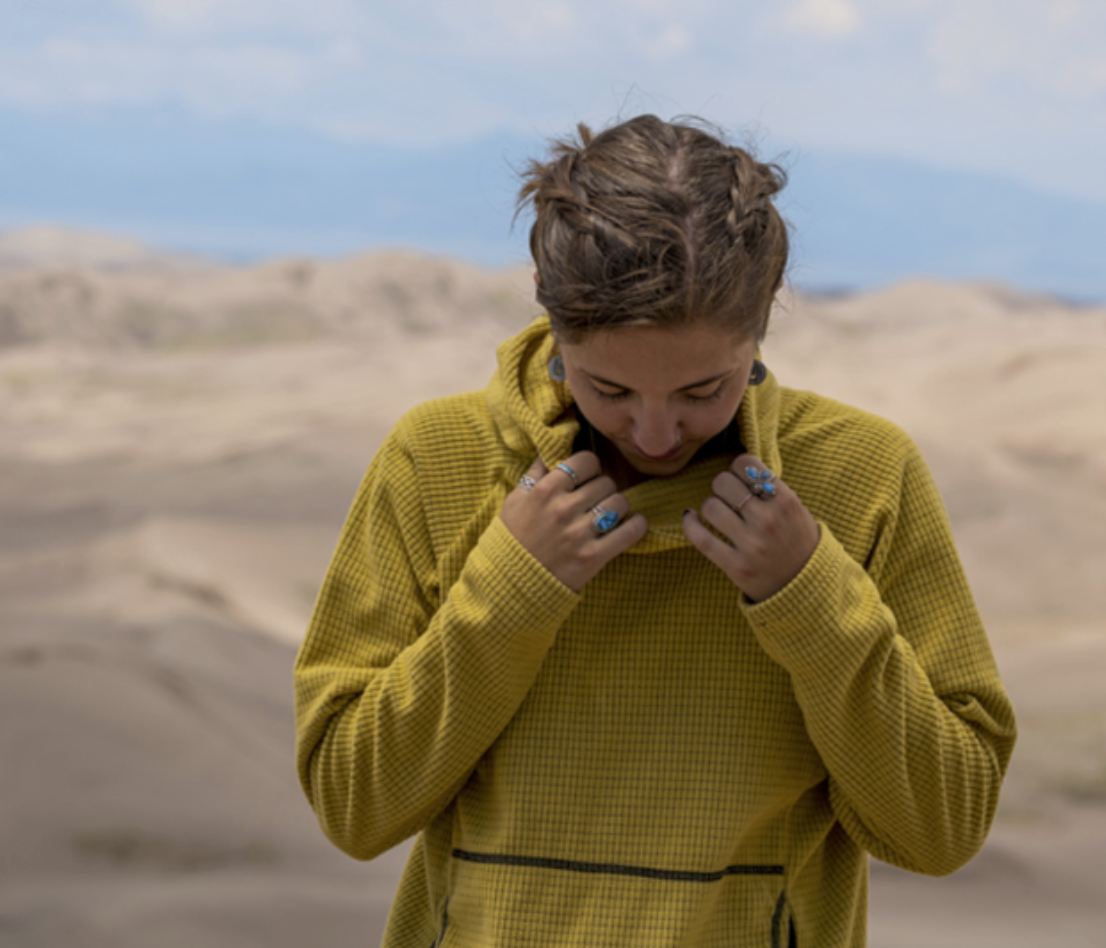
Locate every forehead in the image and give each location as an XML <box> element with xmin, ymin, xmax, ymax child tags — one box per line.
<box><xmin>561</xmin><ymin>324</ymin><xmax>756</xmax><ymax>389</ymax></box>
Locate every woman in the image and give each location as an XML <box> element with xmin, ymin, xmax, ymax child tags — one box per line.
<box><xmin>294</xmin><ymin>115</ymin><xmax>1016</xmax><ymax>948</ymax></box>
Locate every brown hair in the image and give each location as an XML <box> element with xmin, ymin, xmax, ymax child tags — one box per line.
<box><xmin>517</xmin><ymin>114</ymin><xmax>788</xmax><ymax>343</ymax></box>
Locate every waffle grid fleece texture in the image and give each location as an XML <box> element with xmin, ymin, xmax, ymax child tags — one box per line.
<box><xmin>295</xmin><ymin>318</ymin><xmax>1016</xmax><ymax>948</ymax></box>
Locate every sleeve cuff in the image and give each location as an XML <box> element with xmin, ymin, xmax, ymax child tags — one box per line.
<box><xmin>472</xmin><ymin>516</ymin><xmax>582</xmax><ymax>621</ymax></box>
<box><xmin>740</xmin><ymin>522</ymin><xmax>888</xmax><ymax>673</ymax></box>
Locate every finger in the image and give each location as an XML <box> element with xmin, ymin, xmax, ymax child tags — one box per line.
<box><xmin>593</xmin><ymin>511</ymin><xmax>649</xmax><ymax>554</ymax></box>
<box><xmin>584</xmin><ymin>491</ymin><xmax>631</xmax><ymax>534</ymax></box>
<box><xmin>514</xmin><ymin>457</ymin><xmax>548</xmax><ymax>494</ymax></box>
<box><xmin>681</xmin><ymin>509</ymin><xmax>741</xmax><ymax>574</ymax></box>
<box><xmin>568</xmin><ymin>474</ymin><xmax>619</xmax><ymax>513</ymax></box>
<box><xmin>550</xmin><ymin>451</ymin><xmax>602</xmax><ymax>490</ymax></box>
<box><xmin>711</xmin><ymin>470</ymin><xmax>757</xmax><ymax>519</ymax></box>
<box><xmin>700</xmin><ymin>494</ymin><xmax>755</xmax><ymax>547</ymax></box>
<box><xmin>732</xmin><ymin>453</ymin><xmax>781</xmax><ymax>501</ymax></box>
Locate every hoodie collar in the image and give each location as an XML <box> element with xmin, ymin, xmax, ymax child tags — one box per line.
<box><xmin>487</xmin><ymin>317</ymin><xmax>785</xmax><ymax>553</ymax></box>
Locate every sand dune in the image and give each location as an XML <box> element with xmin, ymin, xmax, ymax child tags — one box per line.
<box><xmin>2</xmin><ymin>241</ymin><xmax>1105</xmax><ymax>945</ymax></box>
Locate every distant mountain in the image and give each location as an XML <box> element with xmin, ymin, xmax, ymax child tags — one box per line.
<box><xmin>781</xmin><ymin>152</ymin><xmax>1106</xmax><ymax>302</ymax></box>
<box><xmin>0</xmin><ymin>243</ymin><xmax>535</xmax><ymax>349</ymax></box>
<box><xmin>0</xmin><ymin>225</ymin><xmax>212</xmax><ymax>272</ymax></box>
<box><xmin>2</xmin><ymin>105</ymin><xmax>1104</xmax><ymax>300</ymax></box>
<box><xmin>0</xmin><ymin>106</ymin><xmax>532</xmax><ymax>266</ymax></box>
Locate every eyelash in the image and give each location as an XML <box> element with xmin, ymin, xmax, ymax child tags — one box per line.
<box><xmin>594</xmin><ymin>388</ymin><xmax>630</xmax><ymax>401</ymax></box>
<box><xmin>593</xmin><ymin>386</ymin><xmax>725</xmax><ymax>403</ymax></box>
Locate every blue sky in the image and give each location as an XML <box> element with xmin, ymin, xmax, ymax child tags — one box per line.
<box><xmin>2</xmin><ymin>1</ymin><xmax>1105</xmax><ymax>294</ymax></box>
<box><xmin>5</xmin><ymin>0</ymin><xmax>1104</xmax><ymax>198</ymax></box>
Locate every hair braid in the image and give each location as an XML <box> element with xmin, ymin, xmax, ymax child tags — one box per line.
<box><xmin>518</xmin><ymin>114</ymin><xmax>788</xmax><ymax>342</ymax></box>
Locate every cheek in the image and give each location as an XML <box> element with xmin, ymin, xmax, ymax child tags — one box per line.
<box><xmin>579</xmin><ymin>397</ymin><xmax>626</xmax><ymax>434</ymax></box>
<box><xmin>694</xmin><ymin>392</ymin><xmax>746</xmax><ymax>438</ymax></box>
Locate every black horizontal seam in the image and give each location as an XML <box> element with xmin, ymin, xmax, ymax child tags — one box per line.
<box><xmin>453</xmin><ymin>849</ymin><xmax>783</xmax><ymax>882</ymax></box>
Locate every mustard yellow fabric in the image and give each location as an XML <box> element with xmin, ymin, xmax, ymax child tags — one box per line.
<box><xmin>294</xmin><ymin>317</ymin><xmax>1016</xmax><ymax>948</ymax></box>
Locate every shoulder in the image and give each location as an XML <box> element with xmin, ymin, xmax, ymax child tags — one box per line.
<box><xmin>391</xmin><ymin>390</ymin><xmax>493</xmax><ymax>449</ymax></box>
<box><xmin>776</xmin><ymin>386</ymin><xmax>921</xmax><ymax>480</ymax></box>
<box><xmin>371</xmin><ymin>390</ymin><xmax>513</xmax><ymax>533</ymax></box>
<box><xmin>377</xmin><ymin>390</ymin><xmax>504</xmax><ymax>472</ymax></box>
<box><xmin>774</xmin><ymin>387</ymin><xmax>939</xmax><ymax>565</ymax></box>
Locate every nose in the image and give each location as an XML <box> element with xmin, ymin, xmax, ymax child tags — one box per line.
<box><xmin>632</xmin><ymin>406</ymin><xmax>681</xmax><ymax>458</ymax></box>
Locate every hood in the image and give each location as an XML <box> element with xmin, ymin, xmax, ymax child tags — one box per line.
<box><xmin>487</xmin><ymin>316</ymin><xmax>786</xmax><ymax>553</ymax></box>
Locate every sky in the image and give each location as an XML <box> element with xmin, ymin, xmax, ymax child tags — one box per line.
<box><xmin>1</xmin><ymin>1</ymin><xmax>1105</xmax><ymax>293</ymax></box>
<box><xmin>4</xmin><ymin>0</ymin><xmax>1104</xmax><ymax>199</ymax></box>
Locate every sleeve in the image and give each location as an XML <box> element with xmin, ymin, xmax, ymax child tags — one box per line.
<box><xmin>743</xmin><ymin>442</ymin><xmax>1017</xmax><ymax>877</ymax></box>
<box><xmin>293</xmin><ymin>423</ymin><xmax>580</xmax><ymax>860</ymax></box>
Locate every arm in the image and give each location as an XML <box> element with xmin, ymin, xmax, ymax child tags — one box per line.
<box><xmin>293</xmin><ymin>429</ymin><xmax>579</xmax><ymax>860</ymax></box>
<box><xmin>742</xmin><ymin>447</ymin><xmax>1016</xmax><ymax>875</ymax></box>
<box><xmin>685</xmin><ymin>442</ymin><xmax>1016</xmax><ymax>876</ymax></box>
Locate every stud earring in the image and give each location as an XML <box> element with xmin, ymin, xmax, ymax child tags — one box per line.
<box><xmin>748</xmin><ymin>360</ymin><xmax>767</xmax><ymax>386</ymax></box>
<box><xmin>548</xmin><ymin>354</ymin><xmax>566</xmax><ymax>382</ymax></box>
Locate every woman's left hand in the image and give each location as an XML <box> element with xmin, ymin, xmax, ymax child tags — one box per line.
<box><xmin>682</xmin><ymin>453</ymin><xmax>820</xmax><ymax>603</ymax></box>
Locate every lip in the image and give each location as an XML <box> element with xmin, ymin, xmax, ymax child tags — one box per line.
<box><xmin>632</xmin><ymin>443</ymin><xmax>684</xmax><ymax>462</ymax></box>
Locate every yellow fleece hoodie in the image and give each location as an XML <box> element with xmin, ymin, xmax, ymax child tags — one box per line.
<box><xmin>294</xmin><ymin>317</ymin><xmax>1016</xmax><ymax>948</ymax></box>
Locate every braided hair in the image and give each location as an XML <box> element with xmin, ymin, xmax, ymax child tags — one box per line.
<box><xmin>517</xmin><ymin>115</ymin><xmax>788</xmax><ymax>344</ymax></box>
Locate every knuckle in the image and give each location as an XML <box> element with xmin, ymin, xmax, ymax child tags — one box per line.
<box><xmin>577</xmin><ymin>545</ymin><xmax>601</xmax><ymax>570</ymax></box>
<box><xmin>532</xmin><ymin>477</ymin><xmax>556</xmax><ymax>498</ymax></box>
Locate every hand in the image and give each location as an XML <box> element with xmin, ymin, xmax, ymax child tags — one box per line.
<box><xmin>682</xmin><ymin>453</ymin><xmax>820</xmax><ymax>603</ymax></box>
<box><xmin>500</xmin><ymin>451</ymin><xmax>648</xmax><ymax>593</ymax></box>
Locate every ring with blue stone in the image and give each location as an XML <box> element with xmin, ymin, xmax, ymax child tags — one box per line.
<box><xmin>744</xmin><ymin>466</ymin><xmax>779</xmax><ymax>498</ymax></box>
<box><xmin>590</xmin><ymin>505</ymin><xmax>620</xmax><ymax>534</ymax></box>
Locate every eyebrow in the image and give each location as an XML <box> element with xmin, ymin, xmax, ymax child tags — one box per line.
<box><xmin>584</xmin><ymin>370</ymin><xmax>733</xmax><ymax>392</ymax></box>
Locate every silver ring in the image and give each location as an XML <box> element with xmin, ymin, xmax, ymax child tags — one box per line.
<box><xmin>555</xmin><ymin>463</ymin><xmax>578</xmax><ymax>487</ymax></box>
<box><xmin>518</xmin><ymin>474</ymin><xmax>537</xmax><ymax>491</ymax></box>
<box><xmin>590</xmin><ymin>505</ymin><xmax>619</xmax><ymax>534</ymax></box>
<box><xmin>743</xmin><ymin>466</ymin><xmax>778</xmax><ymax>499</ymax></box>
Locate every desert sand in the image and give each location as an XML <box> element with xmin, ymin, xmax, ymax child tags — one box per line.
<box><xmin>1</xmin><ymin>229</ymin><xmax>1105</xmax><ymax>946</ymax></box>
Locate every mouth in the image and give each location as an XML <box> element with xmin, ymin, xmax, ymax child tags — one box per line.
<box><xmin>631</xmin><ymin>443</ymin><xmax>684</xmax><ymax>462</ymax></box>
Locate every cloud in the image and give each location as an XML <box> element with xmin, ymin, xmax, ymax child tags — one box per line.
<box><xmin>118</xmin><ymin>0</ymin><xmax>378</xmax><ymax>37</ymax></box>
<box><xmin>639</xmin><ymin>23</ymin><xmax>694</xmax><ymax>62</ymax></box>
<box><xmin>785</xmin><ymin>0</ymin><xmax>861</xmax><ymax>38</ymax></box>
<box><xmin>0</xmin><ymin>0</ymin><xmax>1104</xmax><ymax>199</ymax></box>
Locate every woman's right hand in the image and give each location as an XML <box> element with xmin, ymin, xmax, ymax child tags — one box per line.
<box><xmin>500</xmin><ymin>451</ymin><xmax>648</xmax><ymax>593</ymax></box>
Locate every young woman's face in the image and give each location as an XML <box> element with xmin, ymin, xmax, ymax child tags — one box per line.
<box><xmin>559</xmin><ymin>323</ymin><xmax>759</xmax><ymax>479</ymax></box>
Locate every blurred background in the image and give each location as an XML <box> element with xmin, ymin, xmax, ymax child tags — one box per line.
<box><xmin>3</xmin><ymin>0</ymin><xmax>1106</xmax><ymax>296</ymax></box>
<box><xmin>1</xmin><ymin>2</ymin><xmax>1105</xmax><ymax>947</ymax></box>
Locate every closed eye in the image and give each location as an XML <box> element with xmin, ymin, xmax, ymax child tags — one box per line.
<box><xmin>685</xmin><ymin>384</ymin><xmax>726</xmax><ymax>403</ymax></box>
<box><xmin>593</xmin><ymin>385</ymin><xmax>631</xmax><ymax>401</ymax></box>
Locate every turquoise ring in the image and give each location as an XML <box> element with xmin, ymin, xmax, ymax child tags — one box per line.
<box><xmin>744</xmin><ymin>466</ymin><xmax>778</xmax><ymax>498</ymax></box>
<box><xmin>591</xmin><ymin>505</ymin><xmax>620</xmax><ymax>534</ymax></box>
